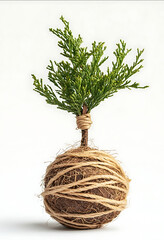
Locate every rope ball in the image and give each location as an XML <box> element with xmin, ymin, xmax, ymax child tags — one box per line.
<box><xmin>42</xmin><ymin>147</ymin><xmax>130</xmax><ymax>229</ymax></box>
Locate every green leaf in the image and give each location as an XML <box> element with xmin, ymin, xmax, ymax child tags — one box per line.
<box><xmin>32</xmin><ymin>17</ymin><xmax>148</xmax><ymax>116</ymax></box>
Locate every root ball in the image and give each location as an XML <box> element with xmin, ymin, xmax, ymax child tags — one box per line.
<box><xmin>42</xmin><ymin>147</ymin><xmax>130</xmax><ymax>229</ymax></box>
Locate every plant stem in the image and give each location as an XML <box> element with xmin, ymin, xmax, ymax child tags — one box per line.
<box><xmin>81</xmin><ymin>104</ymin><xmax>88</xmax><ymax>147</ymax></box>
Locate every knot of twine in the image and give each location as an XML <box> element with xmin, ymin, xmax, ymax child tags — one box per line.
<box><xmin>76</xmin><ymin>113</ymin><xmax>92</xmax><ymax>130</ymax></box>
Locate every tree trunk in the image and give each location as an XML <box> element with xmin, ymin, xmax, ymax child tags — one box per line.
<box><xmin>81</xmin><ymin>105</ymin><xmax>88</xmax><ymax>147</ymax></box>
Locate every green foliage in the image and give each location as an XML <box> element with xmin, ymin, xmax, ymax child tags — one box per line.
<box><xmin>32</xmin><ymin>16</ymin><xmax>148</xmax><ymax>116</ymax></box>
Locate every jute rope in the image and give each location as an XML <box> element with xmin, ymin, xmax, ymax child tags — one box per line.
<box><xmin>42</xmin><ymin>149</ymin><xmax>130</xmax><ymax>229</ymax></box>
<box><xmin>76</xmin><ymin>113</ymin><xmax>92</xmax><ymax>130</ymax></box>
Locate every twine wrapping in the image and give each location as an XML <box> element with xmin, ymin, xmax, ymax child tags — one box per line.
<box><xmin>42</xmin><ymin>148</ymin><xmax>130</xmax><ymax>229</ymax></box>
<box><xmin>76</xmin><ymin>113</ymin><xmax>92</xmax><ymax>130</ymax></box>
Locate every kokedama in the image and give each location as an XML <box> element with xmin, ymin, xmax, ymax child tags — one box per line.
<box><xmin>32</xmin><ymin>16</ymin><xmax>148</xmax><ymax>229</ymax></box>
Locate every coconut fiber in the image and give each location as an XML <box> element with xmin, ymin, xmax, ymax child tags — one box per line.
<box><xmin>42</xmin><ymin>147</ymin><xmax>130</xmax><ymax>229</ymax></box>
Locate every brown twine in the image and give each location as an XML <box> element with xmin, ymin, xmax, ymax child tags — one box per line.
<box><xmin>76</xmin><ymin>113</ymin><xmax>92</xmax><ymax>130</ymax></box>
<box><xmin>42</xmin><ymin>148</ymin><xmax>130</xmax><ymax>229</ymax></box>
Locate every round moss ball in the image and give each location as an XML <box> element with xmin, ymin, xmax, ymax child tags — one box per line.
<box><xmin>42</xmin><ymin>147</ymin><xmax>129</xmax><ymax>229</ymax></box>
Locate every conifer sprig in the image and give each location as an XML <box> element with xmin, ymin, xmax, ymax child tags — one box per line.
<box><xmin>32</xmin><ymin>16</ymin><xmax>148</xmax><ymax>116</ymax></box>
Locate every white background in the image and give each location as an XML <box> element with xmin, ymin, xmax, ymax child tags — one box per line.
<box><xmin>0</xmin><ymin>1</ymin><xmax>164</xmax><ymax>240</ymax></box>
